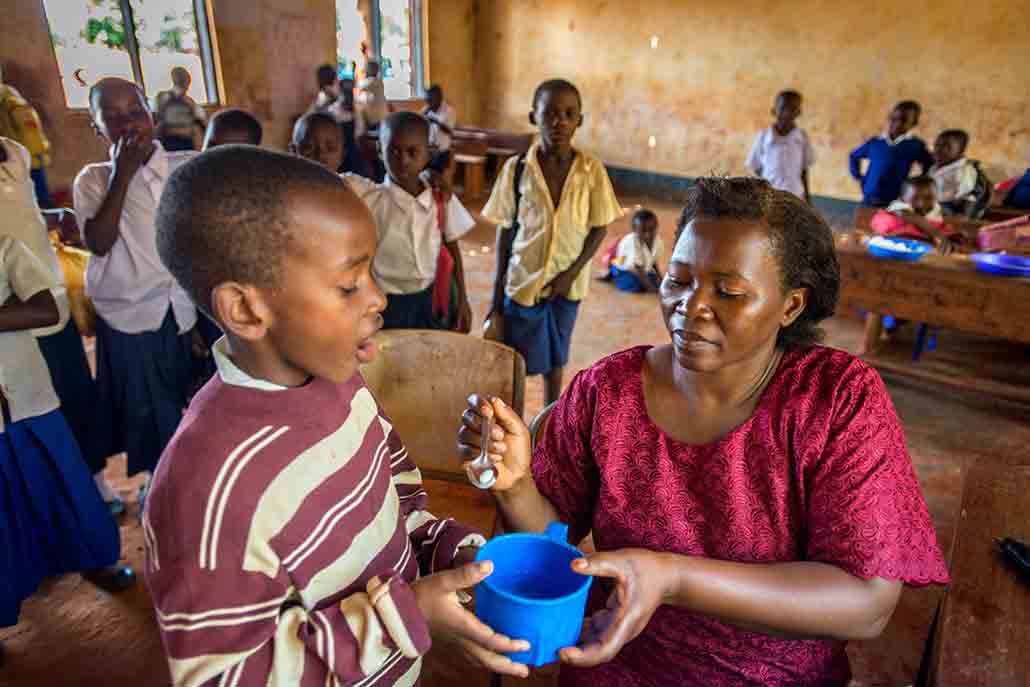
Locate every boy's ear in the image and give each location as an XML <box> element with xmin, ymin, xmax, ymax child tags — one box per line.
<box><xmin>528</xmin><ymin>111</ymin><xmax>537</xmax><ymax>126</ymax></box>
<box><xmin>577</xmin><ymin>113</ymin><xmax>584</xmax><ymax>128</ymax></box>
<box><xmin>211</xmin><ymin>282</ymin><xmax>272</xmax><ymax>342</ymax></box>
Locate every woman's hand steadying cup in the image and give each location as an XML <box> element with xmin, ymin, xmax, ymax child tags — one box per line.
<box><xmin>458</xmin><ymin>394</ymin><xmax>533</xmax><ymax>492</ymax></box>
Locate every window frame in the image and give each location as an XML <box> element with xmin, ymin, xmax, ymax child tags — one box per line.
<box><xmin>346</xmin><ymin>0</ymin><xmax>427</xmax><ymax>100</ymax></box>
<box><xmin>45</xmin><ymin>0</ymin><xmax>221</xmax><ymax>109</ymax></box>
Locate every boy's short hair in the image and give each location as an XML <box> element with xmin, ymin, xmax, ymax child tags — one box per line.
<box><xmin>632</xmin><ymin>208</ymin><xmax>658</xmax><ymax>225</ymax></box>
<box><xmin>938</xmin><ymin>128</ymin><xmax>969</xmax><ymax>153</ymax></box>
<box><xmin>291</xmin><ymin>111</ymin><xmax>339</xmax><ymax>145</ymax></box>
<box><xmin>88</xmin><ymin>77</ymin><xmax>146</xmax><ymax>114</ymax></box>
<box><xmin>676</xmin><ymin>177</ymin><xmax>839</xmax><ymax>349</ymax></box>
<box><xmin>776</xmin><ymin>89</ymin><xmax>802</xmax><ymax>104</ymax></box>
<box><xmin>425</xmin><ymin>84</ymin><xmax>443</xmax><ymax>97</ymax></box>
<box><xmin>894</xmin><ymin>100</ymin><xmax>922</xmax><ymax>119</ymax></box>
<box><xmin>532</xmin><ymin>79</ymin><xmax>582</xmax><ymax>110</ymax></box>
<box><xmin>155</xmin><ymin>145</ymin><xmax>346</xmax><ymax>317</ymax></box>
<box><xmin>316</xmin><ymin>64</ymin><xmax>337</xmax><ymax>87</ymax></box>
<box><xmin>381</xmin><ymin>111</ymin><xmax>430</xmax><ymax>142</ymax></box>
<box><xmin>208</xmin><ymin>108</ymin><xmax>263</xmax><ymax>145</ymax></box>
<box><xmin>901</xmin><ymin>175</ymin><xmax>936</xmax><ymax>196</ymax></box>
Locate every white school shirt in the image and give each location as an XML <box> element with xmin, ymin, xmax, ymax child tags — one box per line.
<box><xmin>343</xmin><ymin>174</ymin><xmax>476</xmax><ymax>294</ymax></box>
<box><xmin>0</xmin><ymin>137</ymin><xmax>69</xmax><ymax>337</ymax></box>
<box><xmin>613</xmin><ymin>232</ymin><xmax>664</xmax><ymax>273</ymax></box>
<box><xmin>745</xmin><ymin>126</ymin><xmax>816</xmax><ymax>198</ymax></box>
<box><xmin>424</xmin><ymin>102</ymin><xmax>456</xmax><ymax>152</ymax></box>
<box><xmin>931</xmin><ymin>158</ymin><xmax>978</xmax><ymax>204</ymax></box>
<box><xmin>73</xmin><ymin>141</ymin><xmax>197</xmax><ymax>334</ymax></box>
<box><xmin>0</xmin><ymin>236</ymin><xmax>60</xmax><ymax>431</ymax></box>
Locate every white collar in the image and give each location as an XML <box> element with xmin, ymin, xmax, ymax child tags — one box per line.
<box><xmin>935</xmin><ymin>157</ymin><xmax>967</xmax><ymax>173</ymax></box>
<box><xmin>382</xmin><ymin>176</ymin><xmax>433</xmax><ymax>210</ymax></box>
<box><xmin>880</xmin><ymin>132</ymin><xmax>914</xmax><ymax>146</ymax></box>
<box><xmin>212</xmin><ymin>336</ymin><xmax>290</xmax><ymax>391</ymax></box>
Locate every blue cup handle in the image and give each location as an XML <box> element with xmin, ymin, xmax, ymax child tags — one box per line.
<box><xmin>544</xmin><ymin>521</ymin><xmax>569</xmax><ymax>544</ymax></box>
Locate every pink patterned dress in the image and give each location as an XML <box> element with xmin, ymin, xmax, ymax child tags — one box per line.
<box><xmin>532</xmin><ymin>345</ymin><xmax>949</xmax><ymax>686</ymax></box>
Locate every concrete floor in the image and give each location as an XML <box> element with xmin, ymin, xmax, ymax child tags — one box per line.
<box><xmin>2</xmin><ymin>194</ymin><xmax>1029</xmax><ymax>687</ymax></box>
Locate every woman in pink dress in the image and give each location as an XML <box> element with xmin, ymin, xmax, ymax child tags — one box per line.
<box><xmin>458</xmin><ymin>177</ymin><xmax>949</xmax><ymax>686</ymax></box>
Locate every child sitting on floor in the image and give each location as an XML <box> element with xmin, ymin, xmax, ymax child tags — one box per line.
<box><xmin>871</xmin><ymin>176</ymin><xmax>962</xmax><ymax>254</ymax></box>
<box><xmin>599</xmin><ymin>208</ymin><xmax>664</xmax><ymax>293</ymax></box>
<box><xmin>73</xmin><ymin>78</ymin><xmax>202</xmax><ymax>502</ymax></box>
<box><xmin>483</xmin><ymin>79</ymin><xmax>623</xmax><ymax>405</ymax></box>
<box><xmin>202</xmin><ymin>108</ymin><xmax>263</xmax><ymax>148</ymax></box>
<box><xmin>746</xmin><ymin>90</ymin><xmax>815</xmax><ymax>203</ymax></box>
<box><xmin>146</xmin><ymin>145</ymin><xmax>529</xmax><ymax>685</ymax></box>
<box><xmin>930</xmin><ymin>129</ymin><xmax>991</xmax><ymax>218</ymax></box>
<box><xmin>343</xmin><ymin>111</ymin><xmax>475</xmax><ymax>331</ymax></box>
<box><xmin>850</xmin><ymin>100</ymin><xmax>934</xmax><ymax>207</ymax></box>
<box><xmin>1</xmin><ymin>236</ymin><xmax>126</xmax><ymax>657</ymax></box>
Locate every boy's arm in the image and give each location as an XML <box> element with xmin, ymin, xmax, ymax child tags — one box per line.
<box><xmin>76</xmin><ymin>135</ymin><xmax>153</xmax><ymax>256</ymax></box>
<box><xmin>145</xmin><ymin>527</ymin><xmax>432</xmax><ymax>686</ymax></box>
<box><xmin>745</xmin><ymin>133</ymin><xmax>763</xmax><ymax>175</ymax></box>
<box><xmin>849</xmin><ymin>140</ymin><xmax>870</xmax><ymax>182</ymax></box>
<box><xmin>802</xmin><ymin>169</ymin><xmax>813</xmax><ymax>205</ymax></box>
<box><xmin>481</xmin><ymin>159</ymin><xmax>519</xmax><ymax>316</ymax></box>
<box><xmin>546</xmin><ymin>226</ymin><xmax>608</xmax><ymax>299</ymax></box>
<box><xmin>444</xmin><ymin>239</ymin><xmax>471</xmax><ymax>332</ymax></box>
<box><xmin>917</xmin><ymin>143</ymin><xmax>935</xmax><ymax>174</ymax></box>
<box><xmin>384</xmin><ymin>421</ymin><xmax>486</xmax><ymax>573</ymax></box>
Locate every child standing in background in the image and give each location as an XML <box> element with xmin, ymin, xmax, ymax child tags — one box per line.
<box><xmin>357</xmin><ymin>61</ymin><xmax>389</xmax><ymax>133</ymax></box>
<box><xmin>483</xmin><ymin>79</ymin><xmax>622</xmax><ymax>405</ymax></box>
<box><xmin>73</xmin><ymin>78</ymin><xmax>201</xmax><ymax>499</ymax></box>
<box><xmin>746</xmin><ymin>90</ymin><xmax>815</xmax><ymax>203</ymax></box>
<box><xmin>0</xmin><ymin>236</ymin><xmax>127</xmax><ymax>650</ymax></box>
<box><xmin>290</xmin><ymin>111</ymin><xmax>345</xmax><ymax>172</ymax></box>
<box><xmin>146</xmin><ymin>146</ymin><xmax>529</xmax><ymax>685</ymax></box>
<box><xmin>931</xmin><ymin>129</ymin><xmax>990</xmax><ymax>218</ymax></box>
<box><xmin>202</xmin><ymin>108</ymin><xmax>263</xmax><ymax>148</ymax></box>
<box><xmin>606</xmin><ymin>208</ymin><xmax>664</xmax><ymax>293</ymax></box>
<box><xmin>423</xmin><ymin>84</ymin><xmax>456</xmax><ymax>153</ymax></box>
<box><xmin>310</xmin><ymin>64</ymin><xmax>338</xmax><ymax>112</ymax></box>
<box><xmin>849</xmin><ymin>100</ymin><xmax>934</xmax><ymax>207</ymax></box>
<box><xmin>344</xmin><ymin>112</ymin><xmax>475</xmax><ymax>331</ymax></box>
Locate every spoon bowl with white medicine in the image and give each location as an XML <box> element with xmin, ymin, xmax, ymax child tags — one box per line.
<box><xmin>466</xmin><ymin>413</ymin><xmax>497</xmax><ymax>489</ymax></box>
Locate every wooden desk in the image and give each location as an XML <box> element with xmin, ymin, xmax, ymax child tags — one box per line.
<box><xmin>929</xmin><ymin>462</ymin><xmax>1030</xmax><ymax>686</ymax></box>
<box><xmin>837</xmin><ymin>234</ymin><xmax>1030</xmax><ymax>345</ymax></box>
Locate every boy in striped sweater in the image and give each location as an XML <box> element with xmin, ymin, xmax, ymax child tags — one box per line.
<box><xmin>145</xmin><ymin>146</ymin><xmax>530</xmax><ymax>686</ymax></box>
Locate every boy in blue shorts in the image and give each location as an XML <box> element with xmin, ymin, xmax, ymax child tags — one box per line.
<box><xmin>849</xmin><ymin>100</ymin><xmax>934</xmax><ymax>207</ymax></box>
<box><xmin>483</xmin><ymin>79</ymin><xmax>622</xmax><ymax>405</ymax></box>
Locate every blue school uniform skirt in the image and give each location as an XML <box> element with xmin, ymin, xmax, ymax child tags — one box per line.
<box><xmin>90</xmin><ymin>309</ymin><xmax>193</xmax><ymax>476</ymax></box>
<box><xmin>503</xmin><ymin>297</ymin><xmax>580</xmax><ymax>376</ymax></box>
<box><xmin>610</xmin><ymin>266</ymin><xmax>660</xmax><ymax>293</ymax></box>
<box><xmin>36</xmin><ymin>319</ymin><xmax>102</xmax><ymax>474</ymax></box>
<box><xmin>382</xmin><ymin>286</ymin><xmax>440</xmax><ymax>330</ymax></box>
<box><xmin>0</xmin><ymin>410</ymin><xmax>121</xmax><ymax>627</ymax></box>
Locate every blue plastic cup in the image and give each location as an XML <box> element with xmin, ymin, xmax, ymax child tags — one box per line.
<box><xmin>474</xmin><ymin>522</ymin><xmax>592</xmax><ymax>666</ymax></box>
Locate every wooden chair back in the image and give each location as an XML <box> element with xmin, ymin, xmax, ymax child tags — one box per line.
<box><xmin>360</xmin><ymin>329</ymin><xmax>525</xmax><ymax>482</ymax></box>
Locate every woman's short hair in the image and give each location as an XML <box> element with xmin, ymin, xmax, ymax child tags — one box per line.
<box><xmin>676</xmin><ymin>177</ymin><xmax>840</xmax><ymax>349</ymax></box>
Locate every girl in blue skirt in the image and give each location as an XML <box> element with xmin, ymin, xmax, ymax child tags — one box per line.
<box><xmin>0</xmin><ymin>236</ymin><xmax>126</xmax><ymax>662</ymax></box>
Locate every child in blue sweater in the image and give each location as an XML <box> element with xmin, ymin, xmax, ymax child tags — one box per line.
<box><xmin>849</xmin><ymin>101</ymin><xmax>934</xmax><ymax>207</ymax></box>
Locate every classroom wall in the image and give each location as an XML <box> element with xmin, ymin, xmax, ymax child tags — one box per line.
<box><xmin>1</xmin><ymin>0</ymin><xmax>338</xmax><ymax>193</ymax></box>
<box><xmin>474</xmin><ymin>0</ymin><xmax>1030</xmax><ymax>200</ymax></box>
<box><xmin>427</xmin><ymin>0</ymin><xmax>481</xmax><ymax>123</ymax></box>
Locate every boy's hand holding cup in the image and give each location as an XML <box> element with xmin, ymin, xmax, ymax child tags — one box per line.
<box><xmin>457</xmin><ymin>395</ymin><xmax>533</xmax><ymax>493</ymax></box>
<box><xmin>412</xmin><ymin>559</ymin><xmax>531</xmax><ymax>677</ymax></box>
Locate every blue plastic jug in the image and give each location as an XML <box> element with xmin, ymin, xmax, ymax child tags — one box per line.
<box><xmin>474</xmin><ymin>522</ymin><xmax>592</xmax><ymax>666</ymax></box>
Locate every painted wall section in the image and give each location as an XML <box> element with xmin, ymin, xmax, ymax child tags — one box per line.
<box><xmin>427</xmin><ymin>0</ymin><xmax>481</xmax><ymax>124</ymax></box>
<box><xmin>474</xmin><ymin>0</ymin><xmax>1030</xmax><ymax>199</ymax></box>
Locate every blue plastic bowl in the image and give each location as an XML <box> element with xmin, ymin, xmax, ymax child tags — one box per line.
<box><xmin>971</xmin><ymin>253</ymin><xmax>1030</xmax><ymax>277</ymax></box>
<box><xmin>475</xmin><ymin>522</ymin><xmax>591</xmax><ymax>666</ymax></box>
<box><xmin>866</xmin><ymin>237</ymin><xmax>932</xmax><ymax>261</ymax></box>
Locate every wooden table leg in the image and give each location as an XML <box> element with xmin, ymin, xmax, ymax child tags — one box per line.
<box><xmin>861</xmin><ymin>312</ymin><xmax>884</xmax><ymax>356</ymax></box>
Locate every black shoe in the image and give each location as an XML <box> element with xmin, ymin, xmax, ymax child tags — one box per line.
<box><xmin>82</xmin><ymin>564</ymin><xmax>136</xmax><ymax>593</ymax></box>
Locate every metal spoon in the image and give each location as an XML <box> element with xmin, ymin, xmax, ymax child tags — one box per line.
<box><xmin>466</xmin><ymin>413</ymin><xmax>497</xmax><ymax>489</ymax></box>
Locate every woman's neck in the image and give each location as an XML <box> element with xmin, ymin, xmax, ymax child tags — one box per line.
<box><xmin>671</xmin><ymin>338</ymin><xmax>782</xmax><ymax>408</ymax></box>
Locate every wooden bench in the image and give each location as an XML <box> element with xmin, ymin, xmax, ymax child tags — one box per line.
<box><xmin>452</xmin><ymin>137</ymin><xmax>490</xmax><ymax>199</ymax></box>
<box><xmin>928</xmin><ymin>461</ymin><xmax>1030</xmax><ymax>686</ymax></box>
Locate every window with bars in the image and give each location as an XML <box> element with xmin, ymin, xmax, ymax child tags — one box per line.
<box><xmin>42</xmin><ymin>0</ymin><xmax>220</xmax><ymax>109</ymax></box>
<box><xmin>336</xmin><ymin>0</ymin><xmax>425</xmax><ymax>100</ymax></box>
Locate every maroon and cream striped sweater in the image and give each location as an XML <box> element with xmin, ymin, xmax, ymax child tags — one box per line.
<box><xmin>143</xmin><ymin>348</ymin><xmax>482</xmax><ymax>686</ymax></box>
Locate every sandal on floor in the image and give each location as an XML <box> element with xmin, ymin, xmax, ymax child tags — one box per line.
<box><xmin>82</xmin><ymin>564</ymin><xmax>136</xmax><ymax>593</ymax></box>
